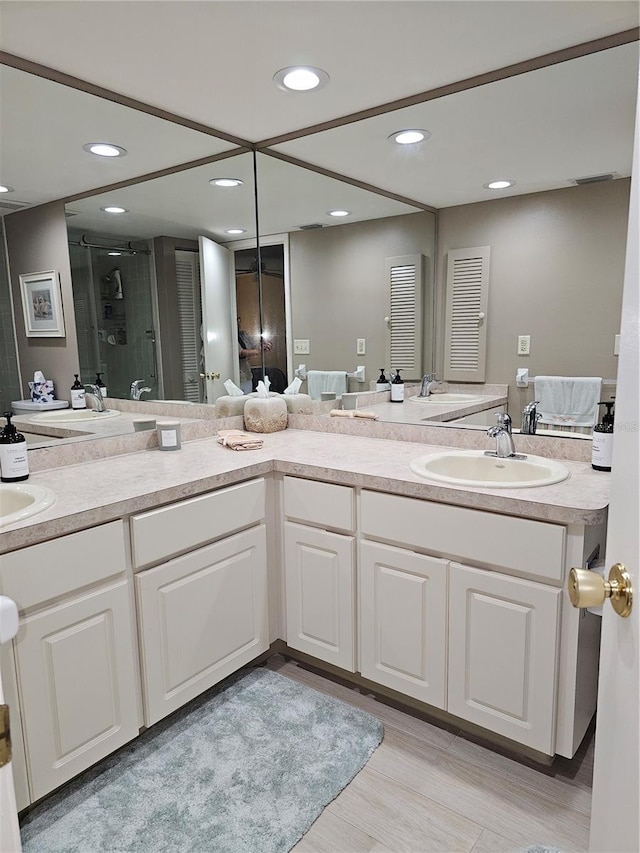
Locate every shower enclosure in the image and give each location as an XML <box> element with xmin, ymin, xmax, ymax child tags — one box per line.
<box><xmin>68</xmin><ymin>235</ymin><xmax>159</xmax><ymax>400</ymax></box>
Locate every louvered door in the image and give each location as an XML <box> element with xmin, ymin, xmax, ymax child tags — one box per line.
<box><xmin>444</xmin><ymin>247</ymin><xmax>490</xmax><ymax>382</ymax></box>
<box><xmin>175</xmin><ymin>250</ymin><xmax>202</xmax><ymax>402</ymax></box>
<box><xmin>386</xmin><ymin>254</ymin><xmax>425</xmax><ymax>379</ymax></box>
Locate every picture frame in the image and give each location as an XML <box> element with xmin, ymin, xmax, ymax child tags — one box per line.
<box><xmin>19</xmin><ymin>270</ymin><xmax>66</xmax><ymax>337</ymax></box>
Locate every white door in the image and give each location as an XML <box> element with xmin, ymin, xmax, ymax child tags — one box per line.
<box><xmin>199</xmin><ymin>236</ymin><xmax>236</xmax><ymax>402</ymax></box>
<box><xmin>589</xmin><ymin>78</ymin><xmax>639</xmax><ymax>853</ymax></box>
<box><xmin>0</xmin><ymin>596</ymin><xmax>21</xmax><ymax>853</ymax></box>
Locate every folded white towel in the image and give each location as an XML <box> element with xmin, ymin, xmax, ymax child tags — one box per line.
<box><xmin>534</xmin><ymin>376</ymin><xmax>602</xmax><ymax>428</ymax></box>
<box><xmin>307</xmin><ymin>370</ymin><xmax>347</xmax><ymax>400</ymax></box>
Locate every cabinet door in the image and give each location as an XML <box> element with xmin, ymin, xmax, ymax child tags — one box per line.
<box><xmin>16</xmin><ymin>580</ymin><xmax>139</xmax><ymax>801</ymax></box>
<box><xmin>448</xmin><ymin>563</ymin><xmax>561</xmax><ymax>754</ymax></box>
<box><xmin>284</xmin><ymin>522</ymin><xmax>355</xmax><ymax>672</ymax></box>
<box><xmin>360</xmin><ymin>541</ymin><xmax>447</xmax><ymax>707</ymax></box>
<box><xmin>136</xmin><ymin>525</ymin><xmax>269</xmax><ymax>726</ymax></box>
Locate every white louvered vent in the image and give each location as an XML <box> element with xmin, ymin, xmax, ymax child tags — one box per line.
<box><xmin>175</xmin><ymin>251</ymin><xmax>202</xmax><ymax>402</ymax></box>
<box><xmin>444</xmin><ymin>247</ymin><xmax>490</xmax><ymax>383</ymax></box>
<box><xmin>386</xmin><ymin>254</ymin><xmax>425</xmax><ymax>379</ymax></box>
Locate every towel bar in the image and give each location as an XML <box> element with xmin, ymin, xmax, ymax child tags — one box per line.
<box><xmin>295</xmin><ymin>364</ymin><xmax>366</xmax><ymax>383</ymax></box>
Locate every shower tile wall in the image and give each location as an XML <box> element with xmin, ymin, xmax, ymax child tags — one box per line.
<box><xmin>0</xmin><ymin>220</ymin><xmax>22</xmax><ymax>411</ymax></box>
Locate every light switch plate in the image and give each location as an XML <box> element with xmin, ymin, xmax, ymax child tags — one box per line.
<box><xmin>294</xmin><ymin>339</ymin><xmax>310</xmax><ymax>354</ymax></box>
<box><xmin>614</xmin><ymin>334</ymin><xmax>620</xmax><ymax>356</ymax></box>
<box><xmin>517</xmin><ymin>335</ymin><xmax>531</xmax><ymax>355</ymax></box>
<box><xmin>357</xmin><ymin>338</ymin><xmax>366</xmax><ymax>355</ymax></box>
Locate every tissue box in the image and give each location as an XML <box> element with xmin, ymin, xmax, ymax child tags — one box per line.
<box><xmin>244</xmin><ymin>397</ymin><xmax>288</xmax><ymax>433</ymax></box>
<box><xmin>29</xmin><ymin>380</ymin><xmax>56</xmax><ymax>403</ymax></box>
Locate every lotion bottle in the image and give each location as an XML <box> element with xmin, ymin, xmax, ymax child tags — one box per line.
<box><xmin>390</xmin><ymin>369</ymin><xmax>404</xmax><ymax>402</ymax></box>
<box><xmin>592</xmin><ymin>401</ymin><xmax>615</xmax><ymax>471</ymax></box>
<box><xmin>71</xmin><ymin>374</ymin><xmax>86</xmax><ymax>409</ymax></box>
<box><xmin>0</xmin><ymin>412</ymin><xmax>29</xmax><ymax>482</ymax></box>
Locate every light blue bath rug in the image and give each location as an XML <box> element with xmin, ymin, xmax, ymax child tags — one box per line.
<box><xmin>524</xmin><ymin>847</ymin><xmax>563</xmax><ymax>853</ymax></box>
<box><xmin>20</xmin><ymin>667</ymin><xmax>384</xmax><ymax>853</ymax></box>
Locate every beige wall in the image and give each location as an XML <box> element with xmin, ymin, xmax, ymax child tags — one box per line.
<box><xmin>436</xmin><ymin>179</ymin><xmax>629</xmax><ymax>420</ymax></box>
<box><xmin>290</xmin><ymin>211</ymin><xmax>436</xmax><ymax>386</ymax></box>
<box><xmin>5</xmin><ymin>202</ymin><xmax>79</xmax><ymax>402</ymax></box>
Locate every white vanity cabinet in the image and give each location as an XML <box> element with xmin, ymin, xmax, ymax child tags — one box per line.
<box><xmin>447</xmin><ymin>563</ymin><xmax>561</xmax><ymax>753</ymax></box>
<box><xmin>359</xmin><ymin>489</ymin><xmax>598</xmax><ymax>757</ymax></box>
<box><xmin>282</xmin><ymin>477</ymin><xmax>356</xmax><ymax>672</ymax></box>
<box><xmin>0</xmin><ymin>521</ymin><xmax>140</xmax><ymax>802</ymax></box>
<box><xmin>359</xmin><ymin>540</ymin><xmax>447</xmax><ymax>707</ymax></box>
<box><xmin>131</xmin><ymin>478</ymin><xmax>269</xmax><ymax>726</ymax></box>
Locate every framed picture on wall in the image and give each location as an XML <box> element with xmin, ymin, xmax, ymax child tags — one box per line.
<box><xmin>19</xmin><ymin>270</ymin><xmax>66</xmax><ymax>337</ymax></box>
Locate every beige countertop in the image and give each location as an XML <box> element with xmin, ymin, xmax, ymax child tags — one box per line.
<box><xmin>0</xmin><ymin>428</ymin><xmax>609</xmax><ymax>554</ymax></box>
<box><xmin>361</xmin><ymin>394</ymin><xmax>507</xmax><ymax>424</ymax></box>
<box><xmin>12</xmin><ymin>408</ymin><xmax>201</xmax><ymax>449</ymax></box>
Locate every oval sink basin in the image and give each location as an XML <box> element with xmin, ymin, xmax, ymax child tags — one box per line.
<box><xmin>30</xmin><ymin>409</ymin><xmax>121</xmax><ymax>424</ymax></box>
<box><xmin>409</xmin><ymin>393</ymin><xmax>488</xmax><ymax>405</ymax></box>
<box><xmin>410</xmin><ymin>450</ymin><xmax>570</xmax><ymax>488</ymax></box>
<box><xmin>0</xmin><ymin>482</ymin><xmax>56</xmax><ymax>527</ymax></box>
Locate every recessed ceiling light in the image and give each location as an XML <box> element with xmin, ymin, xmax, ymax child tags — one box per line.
<box><xmin>273</xmin><ymin>66</ymin><xmax>330</xmax><ymax>92</ymax></box>
<box><xmin>484</xmin><ymin>180</ymin><xmax>516</xmax><ymax>190</ymax></box>
<box><xmin>0</xmin><ymin>185</ymin><xmax>14</xmax><ymax>193</ymax></box>
<box><xmin>328</xmin><ymin>210</ymin><xmax>350</xmax><ymax>217</ymax></box>
<box><xmin>210</xmin><ymin>178</ymin><xmax>244</xmax><ymax>188</ymax></box>
<box><xmin>388</xmin><ymin>129</ymin><xmax>430</xmax><ymax>145</ymax></box>
<box><xmin>225</xmin><ymin>229</ymin><xmax>246</xmax><ymax>235</ymax></box>
<box><xmin>101</xmin><ymin>206</ymin><xmax>128</xmax><ymax>214</ymax></box>
<box><xmin>83</xmin><ymin>143</ymin><xmax>128</xmax><ymax>158</ymax></box>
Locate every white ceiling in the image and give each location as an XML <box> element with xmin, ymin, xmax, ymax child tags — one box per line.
<box><xmin>1</xmin><ymin>0</ymin><xmax>638</xmax><ymax>234</ymax></box>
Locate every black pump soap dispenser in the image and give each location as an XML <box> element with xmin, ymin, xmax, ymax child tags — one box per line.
<box><xmin>376</xmin><ymin>369</ymin><xmax>390</xmax><ymax>392</ymax></box>
<box><xmin>390</xmin><ymin>369</ymin><xmax>404</xmax><ymax>402</ymax></box>
<box><xmin>592</xmin><ymin>401</ymin><xmax>615</xmax><ymax>471</ymax></box>
<box><xmin>71</xmin><ymin>374</ymin><xmax>86</xmax><ymax>410</ymax></box>
<box><xmin>95</xmin><ymin>372</ymin><xmax>107</xmax><ymax>398</ymax></box>
<box><xmin>0</xmin><ymin>412</ymin><xmax>29</xmax><ymax>482</ymax></box>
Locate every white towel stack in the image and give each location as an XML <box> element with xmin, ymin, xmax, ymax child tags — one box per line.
<box><xmin>534</xmin><ymin>376</ymin><xmax>602</xmax><ymax>428</ymax></box>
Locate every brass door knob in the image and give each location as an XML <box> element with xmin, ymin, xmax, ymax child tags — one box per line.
<box><xmin>568</xmin><ymin>563</ymin><xmax>633</xmax><ymax>618</ymax></box>
<box><xmin>199</xmin><ymin>372</ymin><xmax>221</xmax><ymax>381</ymax></box>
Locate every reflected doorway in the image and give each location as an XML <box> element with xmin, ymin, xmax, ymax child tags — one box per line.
<box><xmin>235</xmin><ymin>243</ymin><xmax>288</xmax><ymax>391</ymax></box>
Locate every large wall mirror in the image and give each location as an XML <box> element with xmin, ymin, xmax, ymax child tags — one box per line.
<box><xmin>1</xmin><ymin>41</ymin><xmax>637</xmax><ymax>446</ymax></box>
<box><xmin>263</xmin><ymin>43</ymin><xmax>637</xmax><ymax>431</ymax></box>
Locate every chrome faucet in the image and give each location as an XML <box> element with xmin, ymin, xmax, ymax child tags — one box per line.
<box><xmin>521</xmin><ymin>400</ymin><xmax>541</xmax><ymax>435</ymax></box>
<box><xmin>84</xmin><ymin>384</ymin><xmax>107</xmax><ymax>413</ymax></box>
<box><xmin>130</xmin><ymin>379</ymin><xmax>151</xmax><ymax>401</ymax></box>
<box><xmin>418</xmin><ymin>373</ymin><xmax>443</xmax><ymax>397</ymax></box>
<box><xmin>486</xmin><ymin>412</ymin><xmax>523</xmax><ymax>459</ymax></box>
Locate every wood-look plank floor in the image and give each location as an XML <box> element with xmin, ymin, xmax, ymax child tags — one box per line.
<box><xmin>265</xmin><ymin>656</ymin><xmax>594</xmax><ymax>853</ymax></box>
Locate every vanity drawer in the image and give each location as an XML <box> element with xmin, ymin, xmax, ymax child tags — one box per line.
<box><xmin>131</xmin><ymin>478</ymin><xmax>265</xmax><ymax>569</ymax></box>
<box><xmin>360</xmin><ymin>490</ymin><xmax>566</xmax><ymax>581</ymax></box>
<box><xmin>0</xmin><ymin>521</ymin><xmax>127</xmax><ymax>610</ymax></box>
<box><xmin>283</xmin><ymin>476</ymin><xmax>355</xmax><ymax>533</ymax></box>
